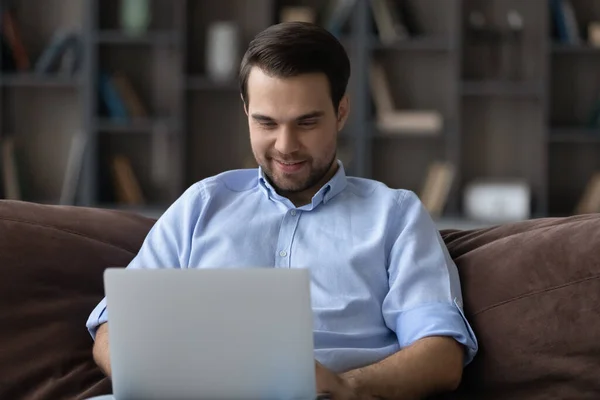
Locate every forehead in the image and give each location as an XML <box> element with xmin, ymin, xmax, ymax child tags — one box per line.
<box><xmin>246</xmin><ymin>67</ymin><xmax>332</xmax><ymax>116</ymax></box>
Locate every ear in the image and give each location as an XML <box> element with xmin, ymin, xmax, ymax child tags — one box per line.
<box><xmin>241</xmin><ymin>94</ymin><xmax>248</xmax><ymax>116</ymax></box>
<box><xmin>336</xmin><ymin>94</ymin><xmax>350</xmax><ymax>132</ymax></box>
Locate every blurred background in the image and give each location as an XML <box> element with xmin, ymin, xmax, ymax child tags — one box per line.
<box><xmin>1</xmin><ymin>0</ymin><xmax>599</xmax><ymax>229</ymax></box>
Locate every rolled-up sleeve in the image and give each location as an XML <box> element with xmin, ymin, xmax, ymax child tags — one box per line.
<box><xmin>86</xmin><ymin>297</ymin><xmax>108</xmax><ymax>339</ymax></box>
<box><xmin>85</xmin><ymin>183</ymin><xmax>204</xmax><ymax>339</ymax></box>
<box><xmin>382</xmin><ymin>191</ymin><xmax>478</xmax><ymax>365</ymax></box>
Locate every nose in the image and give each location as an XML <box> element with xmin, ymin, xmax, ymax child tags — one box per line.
<box><xmin>273</xmin><ymin>125</ymin><xmax>300</xmax><ymax>155</ymax></box>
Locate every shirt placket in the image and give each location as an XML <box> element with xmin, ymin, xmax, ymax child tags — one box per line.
<box><xmin>274</xmin><ymin>208</ymin><xmax>302</xmax><ymax>268</ymax></box>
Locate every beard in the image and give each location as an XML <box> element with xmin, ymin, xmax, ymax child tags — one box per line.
<box><xmin>259</xmin><ymin>151</ymin><xmax>337</xmax><ymax>195</ymax></box>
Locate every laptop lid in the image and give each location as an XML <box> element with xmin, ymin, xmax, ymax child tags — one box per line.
<box><xmin>104</xmin><ymin>268</ymin><xmax>316</xmax><ymax>400</ymax></box>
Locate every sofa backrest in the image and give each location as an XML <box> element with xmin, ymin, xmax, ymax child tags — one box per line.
<box><xmin>0</xmin><ymin>200</ymin><xmax>155</xmax><ymax>400</ymax></box>
<box><xmin>440</xmin><ymin>214</ymin><xmax>600</xmax><ymax>399</ymax></box>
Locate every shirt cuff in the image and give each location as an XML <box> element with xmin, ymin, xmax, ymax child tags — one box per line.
<box><xmin>396</xmin><ymin>299</ymin><xmax>478</xmax><ymax>365</ymax></box>
<box><xmin>86</xmin><ymin>297</ymin><xmax>108</xmax><ymax>340</ymax></box>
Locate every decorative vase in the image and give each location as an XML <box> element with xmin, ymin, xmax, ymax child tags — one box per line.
<box><xmin>120</xmin><ymin>0</ymin><xmax>151</xmax><ymax>37</ymax></box>
<box><xmin>206</xmin><ymin>21</ymin><xmax>239</xmax><ymax>82</ymax></box>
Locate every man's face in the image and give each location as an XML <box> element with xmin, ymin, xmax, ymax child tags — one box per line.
<box><xmin>244</xmin><ymin>68</ymin><xmax>348</xmax><ymax>194</ymax></box>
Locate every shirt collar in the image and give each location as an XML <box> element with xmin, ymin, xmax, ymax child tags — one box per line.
<box><xmin>257</xmin><ymin>160</ymin><xmax>348</xmax><ymax>209</ymax></box>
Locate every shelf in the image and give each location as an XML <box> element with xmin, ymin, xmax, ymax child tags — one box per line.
<box><xmin>96</xmin><ymin>118</ymin><xmax>176</xmax><ymax>133</ymax></box>
<box><xmin>370</xmin><ymin>36</ymin><xmax>454</xmax><ymax>51</ymax></box>
<box><xmin>549</xmin><ymin>127</ymin><xmax>600</xmax><ymax>143</ymax></box>
<box><xmin>186</xmin><ymin>76</ymin><xmax>239</xmax><ymax>91</ymax></box>
<box><xmin>96</xmin><ymin>30</ymin><xmax>179</xmax><ymax>45</ymax></box>
<box><xmin>372</xmin><ymin>130</ymin><xmax>442</xmax><ymax>139</ymax></box>
<box><xmin>551</xmin><ymin>43</ymin><xmax>600</xmax><ymax>54</ymax></box>
<box><xmin>435</xmin><ymin>217</ymin><xmax>496</xmax><ymax>231</ymax></box>
<box><xmin>461</xmin><ymin>80</ymin><xmax>543</xmax><ymax>98</ymax></box>
<box><xmin>98</xmin><ymin>203</ymin><xmax>167</xmax><ymax>219</ymax></box>
<box><xmin>369</xmin><ymin>120</ymin><xmax>446</xmax><ymax>138</ymax></box>
<box><xmin>0</xmin><ymin>73</ymin><xmax>81</xmax><ymax>88</ymax></box>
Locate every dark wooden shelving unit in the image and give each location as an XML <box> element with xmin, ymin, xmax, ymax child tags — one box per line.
<box><xmin>0</xmin><ymin>73</ymin><xmax>82</xmax><ymax>88</ymax></box>
<box><xmin>1</xmin><ymin>0</ymin><xmax>599</xmax><ymax>220</ymax></box>
<box><xmin>461</xmin><ymin>80</ymin><xmax>544</xmax><ymax>98</ymax></box>
<box><xmin>96</xmin><ymin>30</ymin><xmax>180</xmax><ymax>45</ymax></box>
<box><xmin>372</xmin><ymin>132</ymin><xmax>443</xmax><ymax>139</ymax></box>
<box><xmin>186</xmin><ymin>76</ymin><xmax>239</xmax><ymax>91</ymax></box>
<box><xmin>549</xmin><ymin>130</ymin><xmax>600</xmax><ymax>143</ymax></box>
<box><xmin>95</xmin><ymin>118</ymin><xmax>177</xmax><ymax>133</ymax></box>
<box><xmin>551</xmin><ymin>43</ymin><xmax>600</xmax><ymax>54</ymax></box>
<box><xmin>369</xmin><ymin>36</ymin><xmax>455</xmax><ymax>51</ymax></box>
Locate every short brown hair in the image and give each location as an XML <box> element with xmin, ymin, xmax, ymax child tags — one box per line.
<box><xmin>239</xmin><ymin>22</ymin><xmax>351</xmax><ymax>112</ymax></box>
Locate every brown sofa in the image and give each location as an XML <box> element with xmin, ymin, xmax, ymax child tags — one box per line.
<box><xmin>0</xmin><ymin>199</ymin><xmax>599</xmax><ymax>400</ymax></box>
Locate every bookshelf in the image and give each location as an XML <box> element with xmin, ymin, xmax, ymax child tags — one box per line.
<box><xmin>548</xmin><ymin>0</ymin><xmax>600</xmax><ymax>215</ymax></box>
<box><xmin>1</xmin><ymin>0</ymin><xmax>600</xmax><ymax>220</ymax></box>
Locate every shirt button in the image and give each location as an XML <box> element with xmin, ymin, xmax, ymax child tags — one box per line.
<box><xmin>290</xmin><ymin>210</ymin><xmax>297</xmax><ymax>216</ymax></box>
<box><xmin>279</xmin><ymin>250</ymin><xmax>287</xmax><ymax>257</ymax></box>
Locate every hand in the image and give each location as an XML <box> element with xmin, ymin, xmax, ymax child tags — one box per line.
<box><xmin>315</xmin><ymin>361</ymin><xmax>358</xmax><ymax>400</ymax></box>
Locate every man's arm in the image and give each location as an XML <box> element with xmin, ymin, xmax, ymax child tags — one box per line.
<box><xmin>335</xmin><ymin>190</ymin><xmax>477</xmax><ymax>399</ymax></box>
<box><xmin>341</xmin><ymin>336</ymin><xmax>464</xmax><ymax>400</ymax></box>
<box><xmin>92</xmin><ymin>323</ymin><xmax>112</xmax><ymax>378</ymax></box>
<box><xmin>86</xmin><ymin>183</ymin><xmax>205</xmax><ymax>373</ymax></box>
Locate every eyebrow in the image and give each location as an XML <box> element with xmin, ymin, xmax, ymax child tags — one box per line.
<box><xmin>251</xmin><ymin>111</ymin><xmax>325</xmax><ymax>123</ymax></box>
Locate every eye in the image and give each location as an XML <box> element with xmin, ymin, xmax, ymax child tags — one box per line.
<box><xmin>298</xmin><ymin>119</ymin><xmax>318</xmax><ymax>128</ymax></box>
<box><xmin>259</xmin><ymin>121</ymin><xmax>277</xmax><ymax>129</ymax></box>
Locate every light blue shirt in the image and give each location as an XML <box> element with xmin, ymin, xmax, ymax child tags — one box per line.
<box><xmin>87</xmin><ymin>161</ymin><xmax>478</xmax><ymax>372</ymax></box>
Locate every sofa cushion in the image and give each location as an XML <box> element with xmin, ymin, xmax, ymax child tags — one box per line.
<box><xmin>440</xmin><ymin>213</ymin><xmax>600</xmax><ymax>400</ymax></box>
<box><xmin>0</xmin><ymin>200</ymin><xmax>155</xmax><ymax>400</ymax></box>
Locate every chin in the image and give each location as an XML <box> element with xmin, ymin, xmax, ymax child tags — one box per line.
<box><xmin>272</xmin><ymin>177</ymin><xmax>309</xmax><ymax>193</ymax></box>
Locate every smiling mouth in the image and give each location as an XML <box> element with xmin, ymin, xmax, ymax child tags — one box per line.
<box><xmin>276</xmin><ymin>160</ymin><xmax>305</xmax><ymax>165</ymax></box>
<box><xmin>274</xmin><ymin>159</ymin><xmax>307</xmax><ymax>173</ymax></box>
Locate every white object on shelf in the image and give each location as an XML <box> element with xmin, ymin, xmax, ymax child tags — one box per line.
<box><xmin>463</xmin><ymin>179</ymin><xmax>531</xmax><ymax>223</ymax></box>
<box><xmin>589</xmin><ymin>22</ymin><xmax>600</xmax><ymax>47</ymax></box>
<box><xmin>206</xmin><ymin>21</ymin><xmax>239</xmax><ymax>82</ymax></box>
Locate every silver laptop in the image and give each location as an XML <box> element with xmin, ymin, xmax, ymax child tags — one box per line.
<box><xmin>102</xmin><ymin>267</ymin><xmax>317</xmax><ymax>400</ymax></box>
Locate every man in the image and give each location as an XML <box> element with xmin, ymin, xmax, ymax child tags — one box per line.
<box><xmin>87</xmin><ymin>22</ymin><xmax>477</xmax><ymax>399</ymax></box>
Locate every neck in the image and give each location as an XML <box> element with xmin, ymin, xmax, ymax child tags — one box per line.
<box><xmin>285</xmin><ymin>160</ymin><xmax>339</xmax><ymax>207</ymax></box>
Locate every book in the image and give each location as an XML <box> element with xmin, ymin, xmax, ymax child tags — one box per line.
<box><xmin>369</xmin><ymin>61</ymin><xmax>395</xmax><ymax>114</ymax></box>
<box><xmin>111</xmin><ymin>71</ymin><xmax>149</xmax><ymax>119</ymax></box>
<box><xmin>34</xmin><ymin>30</ymin><xmax>82</xmax><ymax>75</ymax></box>
<box><xmin>550</xmin><ymin>0</ymin><xmax>569</xmax><ymax>43</ymax></box>
<box><xmin>370</xmin><ymin>0</ymin><xmax>421</xmax><ymax>45</ymax></box>
<box><xmin>561</xmin><ymin>0</ymin><xmax>581</xmax><ymax>44</ymax></box>
<box><xmin>1</xmin><ymin>9</ymin><xmax>30</xmax><ymax>71</ymax></box>
<box><xmin>371</xmin><ymin>0</ymin><xmax>401</xmax><ymax>44</ymax></box>
<box><xmin>324</xmin><ymin>0</ymin><xmax>357</xmax><ymax>38</ymax></box>
<box><xmin>112</xmin><ymin>155</ymin><xmax>145</xmax><ymax>205</ymax></box>
<box><xmin>575</xmin><ymin>172</ymin><xmax>600</xmax><ymax>214</ymax></box>
<box><xmin>419</xmin><ymin>161</ymin><xmax>455</xmax><ymax>217</ymax></box>
<box><xmin>99</xmin><ymin>71</ymin><xmax>129</xmax><ymax>121</ymax></box>
<box><xmin>550</xmin><ymin>0</ymin><xmax>580</xmax><ymax>44</ymax></box>
<box><xmin>60</xmin><ymin>132</ymin><xmax>88</xmax><ymax>205</ymax></box>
